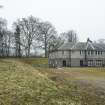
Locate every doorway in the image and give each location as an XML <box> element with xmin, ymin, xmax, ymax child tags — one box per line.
<box><xmin>80</xmin><ymin>60</ymin><xmax>83</xmax><ymax>67</ymax></box>
<box><xmin>63</xmin><ymin>60</ymin><xmax>66</xmax><ymax>67</ymax></box>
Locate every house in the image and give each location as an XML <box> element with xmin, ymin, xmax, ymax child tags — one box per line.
<box><xmin>48</xmin><ymin>38</ymin><xmax>105</xmax><ymax>67</ymax></box>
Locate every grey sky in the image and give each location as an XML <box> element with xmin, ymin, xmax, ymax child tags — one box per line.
<box><xmin>0</xmin><ymin>0</ymin><xmax>105</xmax><ymax>41</ymax></box>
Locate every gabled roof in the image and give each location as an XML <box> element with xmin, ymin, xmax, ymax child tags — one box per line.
<box><xmin>58</xmin><ymin>42</ymin><xmax>74</xmax><ymax>50</ymax></box>
<box><xmin>58</xmin><ymin>41</ymin><xmax>105</xmax><ymax>51</ymax></box>
<box><xmin>93</xmin><ymin>43</ymin><xmax>105</xmax><ymax>51</ymax></box>
<box><xmin>72</xmin><ymin>42</ymin><xmax>86</xmax><ymax>50</ymax></box>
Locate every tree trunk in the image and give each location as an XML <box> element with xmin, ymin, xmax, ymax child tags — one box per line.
<box><xmin>18</xmin><ymin>44</ymin><xmax>21</xmax><ymax>57</ymax></box>
<box><xmin>45</xmin><ymin>34</ymin><xmax>47</xmax><ymax>58</ymax></box>
<box><xmin>27</xmin><ymin>44</ymin><xmax>30</xmax><ymax>57</ymax></box>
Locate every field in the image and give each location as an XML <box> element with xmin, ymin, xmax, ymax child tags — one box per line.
<box><xmin>0</xmin><ymin>58</ymin><xmax>105</xmax><ymax>105</ymax></box>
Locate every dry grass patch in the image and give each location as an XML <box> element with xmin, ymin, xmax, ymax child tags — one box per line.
<box><xmin>0</xmin><ymin>59</ymin><xmax>83</xmax><ymax>105</ymax></box>
<box><xmin>1</xmin><ymin>58</ymin><xmax>105</xmax><ymax>105</ymax></box>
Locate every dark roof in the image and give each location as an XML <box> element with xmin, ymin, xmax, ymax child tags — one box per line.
<box><xmin>93</xmin><ymin>43</ymin><xmax>105</xmax><ymax>51</ymax></box>
<box><xmin>73</xmin><ymin>42</ymin><xmax>86</xmax><ymax>50</ymax></box>
<box><xmin>58</xmin><ymin>42</ymin><xmax>74</xmax><ymax>50</ymax></box>
<box><xmin>58</xmin><ymin>42</ymin><xmax>105</xmax><ymax>51</ymax></box>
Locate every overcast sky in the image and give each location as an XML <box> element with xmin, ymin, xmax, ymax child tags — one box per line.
<box><xmin>0</xmin><ymin>0</ymin><xmax>105</xmax><ymax>41</ymax></box>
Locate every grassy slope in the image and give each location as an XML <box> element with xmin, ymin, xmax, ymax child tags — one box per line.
<box><xmin>0</xmin><ymin>59</ymin><xmax>81</xmax><ymax>105</ymax></box>
<box><xmin>18</xmin><ymin>58</ymin><xmax>105</xmax><ymax>105</ymax></box>
<box><xmin>0</xmin><ymin>58</ymin><xmax>105</xmax><ymax>105</ymax></box>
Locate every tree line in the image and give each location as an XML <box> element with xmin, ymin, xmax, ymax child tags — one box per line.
<box><xmin>0</xmin><ymin>16</ymin><xmax>78</xmax><ymax>57</ymax></box>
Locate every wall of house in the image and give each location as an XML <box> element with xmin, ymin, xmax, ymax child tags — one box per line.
<box><xmin>49</xmin><ymin>50</ymin><xmax>80</xmax><ymax>67</ymax></box>
<box><xmin>49</xmin><ymin>50</ymin><xmax>105</xmax><ymax>67</ymax></box>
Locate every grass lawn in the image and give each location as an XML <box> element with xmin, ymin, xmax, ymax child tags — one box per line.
<box><xmin>0</xmin><ymin>58</ymin><xmax>105</xmax><ymax>105</ymax></box>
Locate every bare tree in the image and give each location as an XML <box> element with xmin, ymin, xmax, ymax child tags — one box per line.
<box><xmin>14</xmin><ymin>25</ymin><xmax>21</xmax><ymax>57</ymax></box>
<box><xmin>5</xmin><ymin>31</ymin><xmax>14</xmax><ymax>56</ymax></box>
<box><xmin>38</xmin><ymin>21</ymin><xmax>57</xmax><ymax>57</ymax></box>
<box><xmin>97</xmin><ymin>39</ymin><xmax>105</xmax><ymax>44</ymax></box>
<box><xmin>0</xmin><ymin>5</ymin><xmax>3</xmax><ymax>8</ymax></box>
<box><xmin>14</xmin><ymin>16</ymin><xmax>40</xmax><ymax>57</ymax></box>
<box><xmin>48</xmin><ymin>36</ymin><xmax>64</xmax><ymax>51</ymax></box>
<box><xmin>60</xmin><ymin>30</ymin><xmax>78</xmax><ymax>43</ymax></box>
<box><xmin>0</xmin><ymin>18</ymin><xmax>7</xmax><ymax>57</ymax></box>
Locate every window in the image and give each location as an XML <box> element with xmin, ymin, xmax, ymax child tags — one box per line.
<box><xmin>95</xmin><ymin>51</ymin><xmax>97</xmax><ymax>55</ymax></box>
<box><xmin>88</xmin><ymin>51</ymin><xmax>90</xmax><ymax>55</ymax></box>
<box><xmin>96</xmin><ymin>60</ymin><xmax>102</xmax><ymax>66</ymax></box>
<box><xmin>80</xmin><ymin>51</ymin><xmax>82</xmax><ymax>55</ymax></box>
<box><xmin>80</xmin><ymin>50</ymin><xmax>84</xmax><ymax>55</ymax></box>
<box><xmin>82</xmin><ymin>50</ymin><xmax>84</xmax><ymax>54</ymax></box>
<box><xmin>88</xmin><ymin>60</ymin><xmax>93</xmax><ymax>66</ymax></box>
<box><xmin>98</xmin><ymin>51</ymin><xmax>100</xmax><ymax>55</ymax></box>
<box><xmin>95</xmin><ymin>51</ymin><xmax>100</xmax><ymax>55</ymax></box>
<box><xmin>91</xmin><ymin>51</ymin><xmax>93</xmax><ymax>55</ymax></box>
<box><xmin>88</xmin><ymin>51</ymin><xmax>94</xmax><ymax>55</ymax></box>
<box><xmin>101</xmin><ymin>51</ymin><xmax>102</xmax><ymax>55</ymax></box>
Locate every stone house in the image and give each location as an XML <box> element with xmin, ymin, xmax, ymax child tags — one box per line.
<box><xmin>48</xmin><ymin>38</ymin><xmax>105</xmax><ymax>67</ymax></box>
